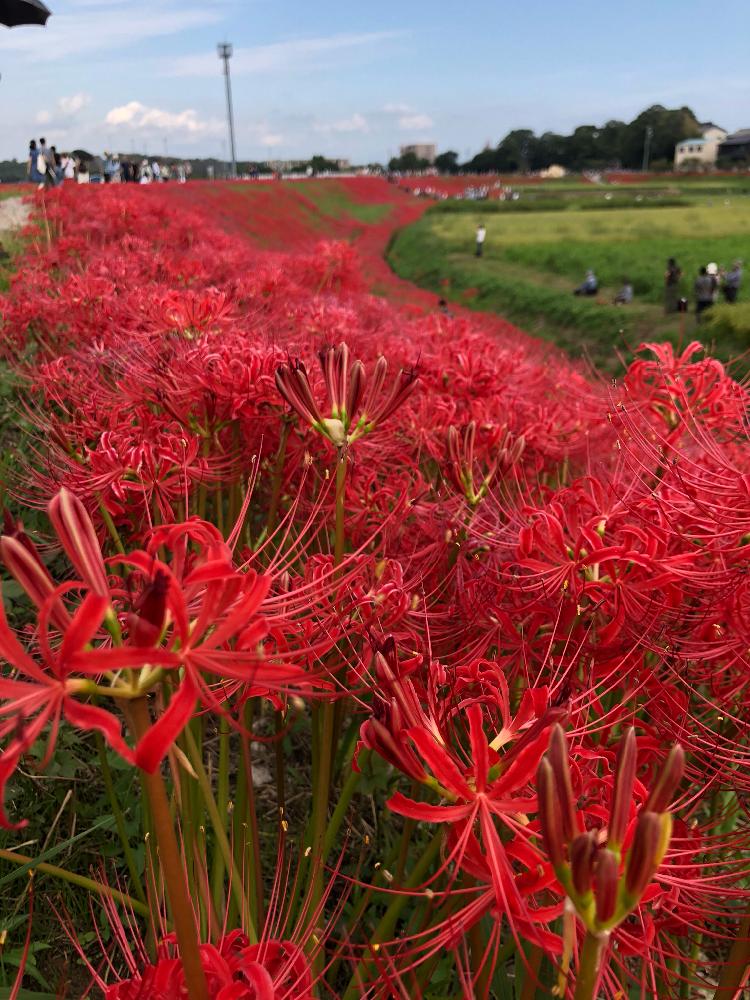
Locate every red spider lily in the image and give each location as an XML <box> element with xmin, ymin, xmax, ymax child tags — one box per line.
<box><xmin>103</xmin><ymin>933</ymin><xmax>314</xmax><ymax>999</ymax></box>
<box><xmin>0</xmin><ymin>594</ymin><xmax>132</xmax><ymax>828</ymax></box>
<box><xmin>275</xmin><ymin>343</ymin><xmax>419</xmax><ymax>447</ymax></box>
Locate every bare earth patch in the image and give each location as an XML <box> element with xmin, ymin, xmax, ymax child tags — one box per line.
<box><xmin>0</xmin><ymin>196</ymin><xmax>31</xmax><ymax>235</ymax></box>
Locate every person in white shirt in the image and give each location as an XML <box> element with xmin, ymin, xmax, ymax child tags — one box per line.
<box><xmin>475</xmin><ymin>223</ymin><xmax>487</xmax><ymax>257</ymax></box>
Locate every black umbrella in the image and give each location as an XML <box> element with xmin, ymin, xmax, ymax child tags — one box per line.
<box><xmin>0</xmin><ymin>0</ymin><xmax>51</xmax><ymax>27</ymax></box>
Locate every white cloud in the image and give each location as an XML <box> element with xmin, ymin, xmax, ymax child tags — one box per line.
<box><xmin>104</xmin><ymin>101</ymin><xmax>223</xmax><ymax>137</ymax></box>
<box><xmin>167</xmin><ymin>31</ymin><xmax>405</xmax><ymax>78</ymax></box>
<box><xmin>383</xmin><ymin>102</ymin><xmax>413</xmax><ymax>114</ymax></box>
<box><xmin>314</xmin><ymin>113</ymin><xmax>369</xmax><ymax>134</ymax></box>
<box><xmin>58</xmin><ymin>93</ymin><xmax>91</xmax><ymax>116</ymax></box>
<box><xmin>35</xmin><ymin>110</ymin><xmax>52</xmax><ymax>125</ymax></box>
<box><xmin>259</xmin><ymin>133</ymin><xmax>284</xmax><ymax>148</ymax></box>
<box><xmin>398</xmin><ymin>113</ymin><xmax>433</xmax><ymax>130</ymax></box>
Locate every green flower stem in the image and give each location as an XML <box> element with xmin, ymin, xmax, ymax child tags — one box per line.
<box><xmin>342</xmin><ymin>828</ymin><xmax>443</xmax><ymax>1000</ymax></box>
<box><xmin>0</xmin><ymin>848</ymin><xmax>151</xmax><ymax>918</ymax></box>
<box><xmin>713</xmin><ymin>913</ymin><xmax>750</xmax><ymax>999</ymax></box>
<box><xmin>266</xmin><ymin>419</ymin><xmax>291</xmax><ymax>535</ymax></box>
<box><xmin>129</xmin><ymin>698</ymin><xmax>209</xmax><ymax>1000</ymax></box>
<box><xmin>209</xmin><ymin>709</ymin><xmax>231</xmax><ymax>913</ymax></box>
<box><xmin>322</xmin><ymin>751</ymin><xmax>366</xmax><ymax>860</ymax></box>
<box><xmin>574</xmin><ymin>930</ymin><xmax>607</xmax><ymax>1000</ymax></box>
<box><xmin>308</xmin><ymin>448</ymin><xmax>349</xmax><ymax>974</ymax></box>
<box><xmin>183</xmin><ymin>722</ymin><xmax>257</xmax><ymax>943</ymax></box>
<box><xmin>95</xmin><ymin>733</ymin><xmax>147</xmax><ymax>905</ymax></box>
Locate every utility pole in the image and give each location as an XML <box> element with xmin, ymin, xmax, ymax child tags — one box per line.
<box><xmin>217</xmin><ymin>42</ymin><xmax>237</xmax><ymax>179</ymax></box>
<box><xmin>642</xmin><ymin>125</ymin><xmax>654</xmax><ymax>172</ymax></box>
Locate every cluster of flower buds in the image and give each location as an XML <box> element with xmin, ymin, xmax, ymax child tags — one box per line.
<box><xmin>537</xmin><ymin>725</ymin><xmax>684</xmax><ymax>936</ymax></box>
<box><xmin>275</xmin><ymin>343</ymin><xmax>418</xmax><ymax>448</ymax></box>
<box><xmin>447</xmin><ymin>421</ymin><xmax>526</xmax><ymax>506</ymax></box>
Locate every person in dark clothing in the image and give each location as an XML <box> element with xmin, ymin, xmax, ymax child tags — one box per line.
<box><xmin>573</xmin><ymin>270</ymin><xmax>598</xmax><ymax>296</ymax></box>
<box><xmin>664</xmin><ymin>257</ymin><xmax>682</xmax><ymax>313</ymax></box>
<box><xmin>723</xmin><ymin>261</ymin><xmax>742</xmax><ymax>303</ymax></box>
<box><xmin>694</xmin><ymin>267</ymin><xmax>714</xmax><ymax>320</ymax></box>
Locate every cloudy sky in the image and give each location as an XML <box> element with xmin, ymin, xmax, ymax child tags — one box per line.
<box><xmin>1</xmin><ymin>0</ymin><xmax>749</xmax><ymax>163</ymax></box>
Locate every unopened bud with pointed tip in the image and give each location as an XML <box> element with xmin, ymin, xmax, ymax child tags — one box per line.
<box><xmin>548</xmin><ymin>724</ymin><xmax>579</xmax><ymax>842</ymax></box>
<box><xmin>570</xmin><ymin>831</ymin><xmax>596</xmax><ymax>895</ymax></box>
<box><xmin>595</xmin><ymin>849</ymin><xmax>619</xmax><ymax>924</ymax></box>
<box><xmin>609</xmin><ymin>727</ymin><xmax>637</xmax><ymax>851</ymax></box>
<box><xmin>625</xmin><ymin>811</ymin><xmax>672</xmax><ymax>900</ymax></box>
<box><xmin>644</xmin><ymin>744</ymin><xmax>685</xmax><ymax>814</ymax></box>
<box><xmin>48</xmin><ymin>488</ymin><xmax>109</xmax><ymax>598</ymax></box>
<box><xmin>537</xmin><ymin>757</ymin><xmax>566</xmax><ymax>869</ymax></box>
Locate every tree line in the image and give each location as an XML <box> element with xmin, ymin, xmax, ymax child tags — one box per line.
<box><xmin>390</xmin><ymin>105</ymin><xmax>705</xmax><ymax>174</ymax></box>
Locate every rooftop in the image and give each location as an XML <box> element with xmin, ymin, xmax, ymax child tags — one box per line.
<box><xmin>720</xmin><ymin>130</ymin><xmax>750</xmax><ymax>146</ymax></box>
<box><xmin>679</xmin><ymin>138</ymin><xmax>705</xmax><ymax>146</ymax></box>
<box><xmin>699</xmin><ymin>121</ymin><xmax>725</xmax><ymax>132</ymax></box>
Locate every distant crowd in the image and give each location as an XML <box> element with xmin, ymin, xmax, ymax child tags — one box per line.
<box><xmin>473</xmin><ymin>224</ymin><xmax>743</xmax><ymax>316</ymax></box>
<box><xmin>26</xmin><ymin>138</ymin><xmax>192</xmax><ymax>189</ymax></box>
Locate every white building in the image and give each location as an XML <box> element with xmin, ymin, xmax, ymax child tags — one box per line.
<box><xmin>400</xmin><ymin>143</ymin><xmax>436</xmax><ymax>164</ymax></box>
<box><xmin>674</xmin><ymin>123</ymin><xmax>727</xmax><ymax>169</ymax></box>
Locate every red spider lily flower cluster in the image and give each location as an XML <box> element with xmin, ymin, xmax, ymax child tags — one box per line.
<box><xmin>1</xmin><ymin>182</ymin><xmax>750</xmax><ymax>999</ymax></box>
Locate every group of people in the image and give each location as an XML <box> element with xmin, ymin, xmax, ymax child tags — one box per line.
<box><xmin>666</xmin><ymin>257</ymin><xmax>743</xmax><ymax>318</ymax></box>
<box><xmin>102</xmin><ymin>154</ymin><xmax>192</xmax><ymax>185</ymax></box>
<box><xmin>26</xmin><ymin>139</ymin><xmax>192</xmax><ymax>189</ymax></box>
<box><xmin>570</xmin><ymin>269</ymin><xmax>635</xmax><ymax>304</ymax></box>
<box><xmin>26</xmin><ymin>138</ymin><xmax>77</xmax><ymax>188</ymax></box>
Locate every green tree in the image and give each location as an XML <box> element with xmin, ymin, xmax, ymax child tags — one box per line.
<box><xmin>434</xmin><ymin>150</ymin><xmax>459</xmax><ymax>174</ymax></box>
<box><xmin>389</xmin><ymin>151</ymin><xmax>430</xmax><ymax>172</ymax></box>
<box><xmin>308</xmin><ymin>155</ymin><xmax>340</xmax><ymax>174</ymax></box>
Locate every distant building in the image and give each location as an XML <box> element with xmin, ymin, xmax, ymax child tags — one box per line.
<box><xmin>717</xmin><ymin>129</ymin><xmax>750</xmax><ymax>165</ymax></box>
<box><xmin>674</xmin><ymin>123</ymin><xmax>727</xmax><ymax>169</ymax></box>
<box><xmin>400</xmin><ymin>143</ymin><xmax>436</xmax><ymax>164</ymax></box>
<box><xmin>336</xmin><ymin>159</ymin><xmax>351</xmax><ymax>171</ymax></box>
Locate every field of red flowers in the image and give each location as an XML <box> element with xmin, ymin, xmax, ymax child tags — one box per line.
<box><xmin>0</xmin><ymin>180</ymin><xmax>749</xmax><ymax>999</ymax></box>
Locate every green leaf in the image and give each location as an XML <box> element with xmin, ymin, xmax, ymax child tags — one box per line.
<box><xmin>0</xmin><ymin>814</ymin><xmax>115</xmax><ymax>888</ymax></box>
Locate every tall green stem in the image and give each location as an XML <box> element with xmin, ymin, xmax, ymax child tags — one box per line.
<box><xmin>308</xmin><ymin>448</ymin><xmax>349</xmax><ymax>955</ymax></box>
<box><xmin>343</xmin><ymin>829</ymin><xmax>443</xmax><ymax>1000</ymax></box>
<box><xmin>129</xmin><ymin>698</ymin><xmax>209</xmax><ymax>1000</ymax></box>
<box><xmin>574</xmin><ymin>931</ymin><xmax>607</xmax><ymax>1000</ymax></box>
<box><xmin>182</xmin><ymin>722</ymin><xmax>256</xmax><ymax>943</ymax></box>
<box><xmin>95</xmin><ymin>733</ymin><xmax>147</xmax><ymax>905</ymax></box>
<box><xmin>713</xmin><ymin>914</ymin><xmax>750</xmax><ymax>999</ymax></box>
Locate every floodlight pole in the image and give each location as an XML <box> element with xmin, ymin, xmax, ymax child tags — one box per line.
<box><xmin>642</xmin><ymin>125</ymin><xmax>654</xmax><ymax>172</ymax></box>
<box><xmin>218</xmin><ymin>42</ymin><xmax>237</xmax><ymax>179</ymax></box>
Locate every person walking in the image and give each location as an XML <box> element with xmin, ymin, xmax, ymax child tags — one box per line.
<box><xmin>694</xmin><ymin>266</ymin><xmax>715</xmax><ymax>320</ymax></box>
<box><xmin>664</xmin><ymin>257</ymin><xmax>682</xmax><ymax>313</ymax></box>
<box><xmin>723</xmin><ymin>261</ymin><xmax>742</xmax><ymax>303</ymax></box>
<box><xmin>27</xmin><ymin>139</ymin><xmax>44</xmax><ymax>188</ymax></box>
<box><xmin>475</xmin><ymin>222</ymin><xmax>486</xmax><ymax>257</ymax></box>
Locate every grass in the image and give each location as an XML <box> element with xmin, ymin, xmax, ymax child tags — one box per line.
<box><xmin>286</xmin><ymin>180</ymin><xmax>394</xmax><ymax>224</ymax></box>
<box><xmin>387</xmin><ymin>191</ymin><xmax>750</xmax><ymax>371</ymax></box>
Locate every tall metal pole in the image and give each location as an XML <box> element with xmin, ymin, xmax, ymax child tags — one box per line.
<box><xmin>217</xmin><ymin>43</ymin><xmax>237</xmax><ymax>179</ymax></box>
<box><xmin>642</xmin><ymin>125</ymin><xmax>654</xmax><ymax>172</ymax></box>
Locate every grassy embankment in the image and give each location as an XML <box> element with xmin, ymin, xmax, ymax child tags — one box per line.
<box><xmin>388</xmin><ymin>180</ymin><xmax>750</xmax><ymax>371</ymax></box>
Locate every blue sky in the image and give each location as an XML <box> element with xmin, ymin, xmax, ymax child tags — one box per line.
<box><xmin>1</xmin><ymin>0</ymin><xmax>749</xmax><ymax>162</ymax></box>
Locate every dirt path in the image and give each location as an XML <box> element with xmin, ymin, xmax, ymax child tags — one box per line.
<box><xmin>0</xmin><ymin>196</ymin><xmax>31</xmax><ymax>234</ymax></box>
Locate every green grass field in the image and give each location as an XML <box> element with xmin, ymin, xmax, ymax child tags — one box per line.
<box><xmin>388</xmin><ymin>183</ymin><xmax>750</xmax><ymax>370</ymax></box>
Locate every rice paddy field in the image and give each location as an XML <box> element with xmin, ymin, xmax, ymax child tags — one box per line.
<box><xmin>388</xmin><ymin>176</ymin><xmax>750</xmax><ymax>369</ymax></box>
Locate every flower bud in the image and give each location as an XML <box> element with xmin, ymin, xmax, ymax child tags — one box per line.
<box><xmin>608</xmin><ymin>727</ymin><xmax>637</xmax><ymax>850</ymax></box>
<box><xmin>625</xmin><ymin>811</ymin><xmax>672</xmax><ymax>900</ymax></box>
<box><xmin>0</xmin><ymin>535</ymin><xmax>71</xmax><ymax>631</ymax></box>
<box><xmin>643</xmin><ymin>744</ymin><xmax>685</xmax><ymax>814</ymax></box>
<box><xmin>570</xmin><ymin>831</ymin><xmax>596</xmax><ymax>895</ymax></box>
<box><xmin>537</xmin><ymin>757</ymin><xmax>565</xmax><ymax>869</ymax></box>
<box><xmin>547</xmin><ymin>724</ymin><xmax>578</xmax><ymax>841</ymax></box>
<box><xmin>594</xmin><ymin>848</ymin><xmax>619</xmax><ymax>925</ymax></box>
<box><xmin>48</xmin><ymin>488</ymin><xmax>109</xmax><ymax>598</ymax></box>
